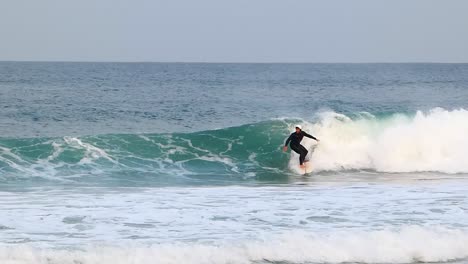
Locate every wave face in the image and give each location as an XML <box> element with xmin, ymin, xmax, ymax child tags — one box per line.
<box><xmin>1</xmin><ymin>227</ymin><xmax>468</xmax><ymax>264</ymax></box>
<box><xmin>0</xmin><ymin>120</ymin><xmax>290</xmax><ymax>185</ymax></box>
<box><xmin>1</xmin><ymin>108</ymin><xmax>468</xmax><ymax>186</ymax></box>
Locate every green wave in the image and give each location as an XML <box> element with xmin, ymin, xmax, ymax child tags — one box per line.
<box><xmin>4</xmin><ymin>108</ymin><xmax>460</xmax><ymax>187</ymax></box>
<box><xmin>0</xmin><ymin>120</ymin><xmax>296</xmax><ymax>186</ymax></box>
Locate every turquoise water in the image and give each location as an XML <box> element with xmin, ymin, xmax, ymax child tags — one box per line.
<box><xmin>0</xmin><ymin>120</ymin><xmax>292</xmax><ymax>187</ymax></box>
<box><xmin>1</xmin><ymin>62</ymin><xmax>468</xmax><ymax>263</ymax></box>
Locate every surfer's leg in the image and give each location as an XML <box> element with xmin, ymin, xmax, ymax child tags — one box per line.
<box><xmin>298</xmin><ymin>145</ymin><xmax>308</xmax><ymax>165</ymax></box>
<box><xmin>290</xmin><ymin>144</ymin><xmax>303</xmax><ymax>165</ymax></box>
<box><xmin>291</xmin><ymin>144</ymin><xmax>308</xmax><ymax>165</ymax></box>
<box><xmin>290</xmin><ymin>144</ymin><xmax>301</xmax><ymax>155</ymax></box>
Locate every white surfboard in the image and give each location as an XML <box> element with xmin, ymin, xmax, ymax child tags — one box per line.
<box><xmin>300</xmin><ymin>160</ymin><xmax>313</xmax><ymax>175</ymax></box>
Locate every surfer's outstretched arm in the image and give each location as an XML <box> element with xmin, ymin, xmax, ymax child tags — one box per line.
<box><xmin>302</xmin><ymin>131</ymin><xmax>319</xmax><ymax>142</ymax></box>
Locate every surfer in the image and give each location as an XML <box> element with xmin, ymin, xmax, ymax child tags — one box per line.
<box><xmin>283</xmin><ymin>125</ymin><xmax>319</xmax><ymax>168</ymax></box>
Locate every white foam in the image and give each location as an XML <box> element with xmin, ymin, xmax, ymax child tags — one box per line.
<box><xmin>0</xmin><ymin>145</ymin><xmax>68</xmax><ymax>182</ymax></box>
<box><xmin>180</xmin><ymin>138</ymin><xmax>239</xmax><ymax>172</ymax></box>
<box><xmin>0</xmin><ymin>146</ymin><xmax>30</xmax><ymax>172</ymax></box>
<box><xmin>297</xmin><ymin>108</ymin><xmax>468</xmax><ymax>173</ymax></box>
<box><xmin>1</xmin><ymin>226</ymin><xmax>468</xmax><ymax>264</ymax></box>
<box><xmin>63</xmin><ymin>137</ymin><xmax>116</xmax><ymax>165</ymax></box>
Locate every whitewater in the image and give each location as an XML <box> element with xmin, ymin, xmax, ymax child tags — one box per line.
<box><xmin>1</xmin><ymin>184</ymin><xmax>468</xmax><ymax>264</ymax></box>
<box><xmin>1</xmin><ymin>62</ymin><xmax>468</xmax><ymax>264</ymax></box>
<box><xmin>307</xmin><ymin>108</ymin><xmax>468</xmax><ymax>173</ymax></box>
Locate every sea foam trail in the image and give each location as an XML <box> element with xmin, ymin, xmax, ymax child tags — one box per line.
<box><xmin>1</xmin><ymin>227</ymin><xmax>468</xmax><ymax>264</ymax></box>
<box><xmin>304</xmin><ymin>108</ymin><xmax>468</xmax><ymax>173</ymax></box>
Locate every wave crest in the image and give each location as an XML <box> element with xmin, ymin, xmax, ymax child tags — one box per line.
<box><xmin>307</xmin><ymin>108</ymin><xmax>468</xmax><ymax>173</ymax></box>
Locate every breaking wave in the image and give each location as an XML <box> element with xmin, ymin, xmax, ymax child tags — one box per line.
<box><xmin>1</xmin><ymin>108</ymin><xmax>467</xmax><ymax>185</ymax></box>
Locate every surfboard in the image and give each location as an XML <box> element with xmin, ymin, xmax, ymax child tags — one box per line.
<box><xmin>300</xmin><ymin>160</ymin><xmax>313</xmax><ymax>175</ymax></box>
<box><xmin>288</xmin><ymin>143</ymin><xmax>316</xmax><ymax>175</ymax></box>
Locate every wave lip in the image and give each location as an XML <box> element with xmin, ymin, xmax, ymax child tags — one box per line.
<box><xmin>1</xmin><ymin>227</ymin><xmax>468</xmax><ymax>264</ymax></box>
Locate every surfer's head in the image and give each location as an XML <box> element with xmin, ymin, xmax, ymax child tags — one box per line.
<box><xmin>295</xmin><ymin>125</ymin><xmax>302</xmax><ymax>133</ymax></box>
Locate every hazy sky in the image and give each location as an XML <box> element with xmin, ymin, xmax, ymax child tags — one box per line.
<box><xmin>1</xmin><ymin>0</ymin><xmax>467</xmax><ymax>62</ymax></box>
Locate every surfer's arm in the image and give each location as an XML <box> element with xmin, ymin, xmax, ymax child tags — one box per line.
<box><xmin>283</xmin><ymin>135</ymin><xmax>292</xmax><ymax>151</ymax></box>
<box><xmin>303</xmin><ymin>131</ymin><xmax>319</xmax><ymax>141</ymax></box>
<box><xmin>284</xmin><ymin>135</ymin><xmax>292</xmax><ymax>147</ymax></box>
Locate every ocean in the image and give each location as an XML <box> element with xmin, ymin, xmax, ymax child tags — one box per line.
<box><xmin>1</xmin><ymin>62</ymin><xmax>468</xmax><ymax>263</ymax></box>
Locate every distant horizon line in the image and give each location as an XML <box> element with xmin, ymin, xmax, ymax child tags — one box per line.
<box><xmin>1</xmin><ymin>60</ymin><xmax>467</xmax><ymax>64</ymax></box>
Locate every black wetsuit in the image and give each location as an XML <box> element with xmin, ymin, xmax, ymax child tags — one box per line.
<box><xmin>285</xmin><ymin>131</ymin><xmax>318</xmax><ymax>165</ymax></box>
